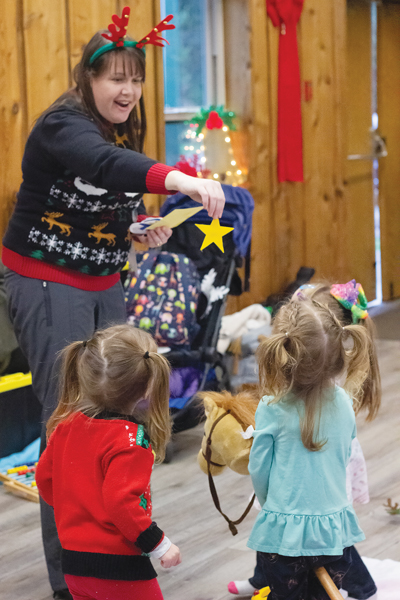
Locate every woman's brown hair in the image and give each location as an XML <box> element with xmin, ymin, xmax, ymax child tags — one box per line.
<box><xmin>256</xmin><ymin>297</ymin><xmax>371</xmax><ymax>451</ymax></box>
<box><xmin>46</xmin><ymin>325</ymin><xmax>171</xmax><ymax>462</ymax></box>
<box><xmin>42</xmin><ymin>32</ymin><xmax>147</xmax><ymax>152</ymax></box>
<box><xmin>299</xmin><ymin>282</ymin><xmax>381</xmax><ymax>421</ymax></box>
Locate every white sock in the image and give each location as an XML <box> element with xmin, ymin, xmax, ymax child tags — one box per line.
<box><xmin>229</xmin><ymin>580</ymin><xmax>257</xmax><ymax>595</ymax></box>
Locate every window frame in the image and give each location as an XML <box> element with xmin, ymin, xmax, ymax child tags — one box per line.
<box><xmin>160</xmin><ymin>0</ymin><xmax>226</xmax><ymax>126</ymax></box>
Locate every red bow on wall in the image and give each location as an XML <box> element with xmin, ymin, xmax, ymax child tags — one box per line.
<box><xmin>266</xmin><ymin>0</ymin><xmax>305</xmax><ymax>183</ymax></box>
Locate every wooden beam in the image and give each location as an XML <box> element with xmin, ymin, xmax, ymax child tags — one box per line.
<box><xmin>22</xmin><ymin>0</ymin><xmax>69</xmax><ymax>125</ymax></box>
<box><xmin>0</xmin><ymin>0</ymin><xmax>25</xmax><ymax>252</ymax></box>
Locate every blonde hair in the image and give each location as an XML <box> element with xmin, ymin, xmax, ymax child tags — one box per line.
<box><xmin>256</xmin><ymin>297</ymin><xmax>371</xmax><ymax>451</ymax></box>
<box><xmin>299</xmin><ymin>282</ymin><xmax>381</xmax><ymax>421</ymax></box>
<box><xmin>47</xmin><ymin>325</ymin><xmax>171</xmax><ymax>462</ymax></box>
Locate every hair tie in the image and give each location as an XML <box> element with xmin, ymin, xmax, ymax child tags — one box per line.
<box><xmin>143</xmin><ymin>350</ymin><xmax>150</xmax><ymax>359</ymax></box>
<box><xmin>82</xmin><ymin>340</ymin><xmax>87</xmax><ymax>348</ymax></box>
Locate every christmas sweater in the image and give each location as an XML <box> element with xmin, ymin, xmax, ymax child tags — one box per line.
<box><xmin>2</xmin><ymin>100</ymin><xmax>175</xmax><ymax>291</ymax></box>
<box><xmin>35</xmin><ymin>411</ymin><xmax>165</xmax><ymax>581</ymax></box>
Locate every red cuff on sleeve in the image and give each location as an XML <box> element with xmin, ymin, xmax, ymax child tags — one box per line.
<box><xmin>146</xmin><ymin>164</ymin><xmax>178</xmax><ymax>195</ymax></box>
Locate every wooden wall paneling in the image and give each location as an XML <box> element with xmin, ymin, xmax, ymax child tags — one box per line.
<box><xmin>345</xmin><ymin>0</ymin><xmax>376</xmax><ymax>300</ymax></box>
<box><xmin>0</xmin><ymin>1</ymin><xmax>26</xmax><ymax>250</ymax></box>
<box><xmin>245</xmin><ymin>0</ymin><xmax>273</xmax><ymax>305</ymax></box>
<box><xmin>223</xmin><ymin>0</ymin><xmax>252</xmax><ymax>313</ymax></box>
<box><xmin>331</xmin><ymin>0</ymin><xmax>350</xmax><ymax>282</ymax></box>
<box><xmin>68</xmin><ymin>0</ymin><xmax>118</xmax><ymax>76</ymax></box>
<box><xmin>377</xmin><ymin>5</ymin><xmax>400</xmax><ymax>299</ymax></box>
<box><xmin>223</xmin><ymin>0</ymin><xmax>252</xmax><ymax>122</ymax></box>
<box><xmin>121</xmin><ymin>0</ymin><xmax>165</xmax><ymax>215</ymax></box>
<box><xmin>269</xmin><ymin>16</ymin><xmax>306</xmax><ymax>297</ymax></box>
<box><xmin>223</xmin><ymin>0</ymin><xmax>252</xmax><ymax>181</ymax></box>
<box><xmin>299</xmin><ymin>0</ymin><xmax>347</xmax><ymax>284</ymax></box>
<box><xmin>22</xmin><ymin>0</ymin><xmax>69</xmax><ymax>126</ymax></box>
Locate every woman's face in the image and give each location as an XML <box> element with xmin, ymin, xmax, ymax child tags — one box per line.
<box><xmin>91</xmin><ymin>54</ymin><xmax>143</xmax><ymax>124</ymax></box>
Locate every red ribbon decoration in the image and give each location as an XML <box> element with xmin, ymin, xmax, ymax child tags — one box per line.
<box><xmin>266</xmin><ymin>0</ymin><xmax>304</xmax><ymax>182</ymax></box>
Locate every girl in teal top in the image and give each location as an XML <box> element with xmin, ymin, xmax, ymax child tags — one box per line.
<box><xmin>244</xmin><ymin>295</ymin><xmax>377</xmax><ymax>600</ymax></box>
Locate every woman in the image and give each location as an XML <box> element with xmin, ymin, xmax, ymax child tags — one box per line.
<box><xmin>2</xmin><ymin>9</ymin><xmax>225</xmax><ymax>599</ymax></box>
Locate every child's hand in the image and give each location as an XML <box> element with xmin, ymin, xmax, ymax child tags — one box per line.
<box><xmin>160</xmin><ymin>543</ymin><xmax>181</xmax><ymax>568</ymax></box>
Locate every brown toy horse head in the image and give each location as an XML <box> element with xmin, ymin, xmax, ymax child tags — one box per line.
<box><xmin>197</xmin><ymin>388</ymin><xmax>259</xmax><ymax>476</ymax></box>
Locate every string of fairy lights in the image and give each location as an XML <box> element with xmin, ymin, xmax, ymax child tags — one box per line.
<box><xmin>179</xmin><ymin>106</ymin><xmax>246</xmax><ymax>186</ymax></box>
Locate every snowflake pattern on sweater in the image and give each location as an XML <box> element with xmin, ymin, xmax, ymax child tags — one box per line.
<box><xmin>2</xmin><ymin>101</ymin><xmax>171</xmax><ymax>279</ymax></box>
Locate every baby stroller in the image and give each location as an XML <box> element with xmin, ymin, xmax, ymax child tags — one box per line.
<box><xmin>125</xmin><ymin>184</ymin><xmax>254</xmax><ymax>458</ymax></box>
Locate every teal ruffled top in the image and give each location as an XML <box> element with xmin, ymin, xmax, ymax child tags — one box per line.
<box><xmin>247</xmin><ymin>387</ymin><xmax>365</xmax><ymax>556</ymax></box>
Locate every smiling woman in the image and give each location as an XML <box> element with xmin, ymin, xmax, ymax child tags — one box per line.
<box><xmin>90</xmin><ymin>57</ymin><xmax>143</xmax><ymax>124</ymax></box>
<box><xmin>1</xmin><ymin>6</ymin><xmax>226</xmax><ymax>600</ymax></box>
<box><xmin>90</xmin><ymin>54</ymin><xmax>143</xmax><ymax>126</ymax></box>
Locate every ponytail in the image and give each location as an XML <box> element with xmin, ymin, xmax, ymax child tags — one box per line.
<box><xmin>361</xmin><ymin>322</ymin><xmax>381</xmax><ymax>421</ymax></box>
<box><xmin>343</xmin><ymin>319</ymin><xmax>381</xmax><ymax>419</ymax></box>
<box><xmin>257</xmin><ymin>331</ymin><xmax>328</xmax><ymax>452</ymax></box>
<box><xmin>143</xmin><ymin>351</ymin><xmax>171</xmax><ymax>463</ymax></box>
<box><xmin>46</xmin><ymin>341</ymin><xmax>84</xmax><ymax>439</ymax></box>
<box><xmin>256</xmin><ymin>333</ymin><xmax>297</xmax><ymax>399</ymax></box>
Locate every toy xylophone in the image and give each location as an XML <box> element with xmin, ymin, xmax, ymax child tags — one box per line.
<box><xmin>0</xmin><ymin>461</ymin><xmax>39</xmax><ymax>503</ymax></box>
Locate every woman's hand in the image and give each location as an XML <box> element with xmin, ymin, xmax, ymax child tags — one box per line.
<box><xmin>134</xmin><ymin>226</ymin><xmax>172</xmax><ymax>248</ymax></box>
<box><xmin>164</xmin><ymin>171</ymin><xmax>225</xmax><ymax>220</ymax></box>
<box><xmin>160</xmin><ymin>543</ymin><xmax>182</xmax><ymax>568</ymax></box>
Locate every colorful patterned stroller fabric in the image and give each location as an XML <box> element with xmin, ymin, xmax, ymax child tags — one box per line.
<box><xmin>126</xmin><ymin>184</ymin><xmax>255</xmax><ymax>443</ymax></box>
<box><xmin>125</xmin><ymin>251</ymin><xmax>200</xmax><ymax>349</ymax></box>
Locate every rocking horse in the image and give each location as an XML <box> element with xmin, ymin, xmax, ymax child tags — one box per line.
<box><xmin>197</xmin><ymin>389</ymin><xmax>346</xmax><ymax>600</ymax></box>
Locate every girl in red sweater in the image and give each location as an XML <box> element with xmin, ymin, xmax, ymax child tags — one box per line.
<box><xmin>36</xmin><ymin>324</ymin><xmax>181</xmax><ymax>600</ymax></box>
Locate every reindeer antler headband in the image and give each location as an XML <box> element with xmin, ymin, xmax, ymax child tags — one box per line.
<box><xmin>89</xmin><ymin>6</ymin><xmax>175</xmax><ymax>65</ymax></box>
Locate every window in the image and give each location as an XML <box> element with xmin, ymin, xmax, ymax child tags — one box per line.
<box><xmin>160</xmin><ymin>0</ymin><xmax>225</xmax><ymax>166</ymax></box>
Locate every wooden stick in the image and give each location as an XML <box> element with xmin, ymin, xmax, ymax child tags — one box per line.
<box><xmin>0</xmin><ymin>472</ymin><xmax>40</xmax><ymax>503</ymax></box>
<box><xmin>0</xmin><ymin>471</ymin><xmax>34</xmax><ymax>490</ymax></box>
<box><xmin>2</xmin><ymin>480</ymin><xmax>39</xmax><ymax>503</ymax></box>
<box><xmin>314</xmin><ymin>567</ymin><xmax>344</xmax><ymax>600</ymax></box>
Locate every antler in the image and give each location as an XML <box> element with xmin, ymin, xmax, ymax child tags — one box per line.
<box><xmin>102</xmin><ymin>6</ymin><xmax>131</xmax><ymax>47</ymax></box>
<box><xmin>136</xmin><ymin>14</ymin><xmax>175</xmax><ymax>49</ymax></box>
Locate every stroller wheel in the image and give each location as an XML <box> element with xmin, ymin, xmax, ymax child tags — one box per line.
<box><xmin>163</xmin><ymin>440</ymin><xmax>175</xmax><ymax>464</ymax></box>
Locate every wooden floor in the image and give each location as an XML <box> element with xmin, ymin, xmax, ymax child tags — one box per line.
<box><xmin>0</xmin><ymin>339</ymin><xmax>399</xmax><ymax>600</ymax></box>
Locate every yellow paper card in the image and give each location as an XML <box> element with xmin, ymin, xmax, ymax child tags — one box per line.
<box><xmin>146</xmin><ymin>206</ymin><xmax>204</xmax><ymax>230</ymax></box>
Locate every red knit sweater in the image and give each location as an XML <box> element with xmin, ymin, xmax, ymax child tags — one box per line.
<box><xmin>36</xmin><ymin>411</ymin><xmax>164</xmax><ymax>581</ymax></box>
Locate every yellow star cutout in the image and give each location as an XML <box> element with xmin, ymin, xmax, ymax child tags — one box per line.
<box><xmin>195</xmin><ymin>219</ymin><xmax>234</xmax><ymax>253</ymax></box>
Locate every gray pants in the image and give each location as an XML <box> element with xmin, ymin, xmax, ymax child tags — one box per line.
<box><xmin>5</xmin><ymin>270</ymin><xmax>126</xmax><ymax>592</ymax></box>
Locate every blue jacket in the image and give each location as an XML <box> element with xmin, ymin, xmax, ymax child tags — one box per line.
<box><xmin>247</xmin><ymin>386</ymin><xmax>365</xmax><ymax>556</ymax></box>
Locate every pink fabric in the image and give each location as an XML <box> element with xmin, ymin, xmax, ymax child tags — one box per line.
<box><xmin>64</xmin><ymin>575</ymin><xmax>163</xmax><ymax>600</ymax></box>
<box><xmin>346</xmin><ymin>438</ymin><xmax>370</xmax><ymax>505</ymax></box>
